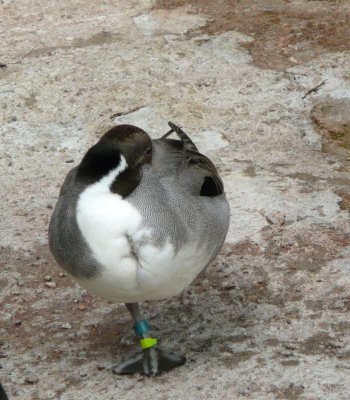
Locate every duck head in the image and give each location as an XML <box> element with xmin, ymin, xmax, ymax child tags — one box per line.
<box><xmin>77</xmin><ymin>124</ymin><xmax>152</xmax><ymax>197</ymax></box>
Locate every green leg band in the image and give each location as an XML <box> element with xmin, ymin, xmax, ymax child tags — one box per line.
<box><xmin>140</xmin><ymin>337</ymin><xmax>157</xmax><ymax>350</ymax></box>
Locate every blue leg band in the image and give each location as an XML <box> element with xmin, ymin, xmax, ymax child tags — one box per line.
<box><xmin>134</xmin><ymin>320</ymin><xmax>150</xmax><ymax>337</ymax></box>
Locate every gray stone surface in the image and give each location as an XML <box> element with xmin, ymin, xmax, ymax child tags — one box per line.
<box><xmin>1</xmin><ymin>1</ymin><xmax>350</xmax><ymax>399</ymax></box>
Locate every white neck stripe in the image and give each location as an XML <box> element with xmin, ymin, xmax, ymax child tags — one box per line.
<box><xmin>87</xmin><ymin>155</ymin><xmax>128</xmax><ymax>194</ymax></box>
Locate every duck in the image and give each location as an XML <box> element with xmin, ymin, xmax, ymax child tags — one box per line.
<box><xmin>48</xmin><ymin>121</ymin><xmax>230</xmax><ymax>376</ymax></box>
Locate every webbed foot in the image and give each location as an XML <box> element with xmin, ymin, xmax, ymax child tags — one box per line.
<box><xmin>112</xmin><ymin>346</ymin><xmax>186</xmax><ymax>376</ymax></box>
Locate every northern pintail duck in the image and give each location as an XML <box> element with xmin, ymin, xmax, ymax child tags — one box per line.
<box><xmin>49</xmin><ymin>122</ymin><xmax>230</xmax><ymax>375</ymax></box>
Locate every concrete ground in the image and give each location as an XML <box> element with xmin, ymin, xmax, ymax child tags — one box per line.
<box><xmin>1</xmin><ymin>1</ymin><xmax>350</xmax><ymax>399</ymax></box>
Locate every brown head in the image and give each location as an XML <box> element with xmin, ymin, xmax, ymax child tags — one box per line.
<box><xmin>76</xmin><ymin>124</ymin><xmax>152</xmax><ymax>196</ymax></box>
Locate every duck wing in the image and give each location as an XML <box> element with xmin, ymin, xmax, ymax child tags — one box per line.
<box><xmin>157</xmin><ymin>122</ymin><xmax>224</xmax><ymax>197</ymax></box>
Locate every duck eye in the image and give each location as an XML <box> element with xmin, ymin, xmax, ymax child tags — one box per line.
<box><xmin>146</xmin><ymin>147</ymin><xmax>152</xmax><ymax>155</ymax></box>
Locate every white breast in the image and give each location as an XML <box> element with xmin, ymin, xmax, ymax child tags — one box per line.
<box><xmin>135</xmin><ymin>241</ymin><xmax>214</xmax><ymax>301</ymax></box>
<box><xmin>75</xmin><ymin>158</ymin><xmax>216</xmax><ymax>302</ymax></box>
<box><xmin>76</xmin><ymin>157</ymin><xmax>142</xmax><ymax>295</ymax></box>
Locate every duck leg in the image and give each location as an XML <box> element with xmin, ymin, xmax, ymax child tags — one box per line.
<box><xmin>112</xmin><ymin>303</ymin><xmax>186</xmax><ymax>376</ymax></box>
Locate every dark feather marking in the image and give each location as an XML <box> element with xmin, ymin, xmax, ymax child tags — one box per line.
<box><xmin>200</xmin><ymin>176</ymin><xmax>222</xmax><ymax>196</ymax></box>
<box><xmin>160</xmin><ymin>122</ymin><xmax>224</xmax><ymax>197</ymax></box>
<box><xmin>110</xmin><ymin>168</ymin><xmax>141</xmax><ymax>197</ymax></box>
<box><xmin>77</xmin><ymin>141</ymin><xmax>121</xmax><ymax>183</ymax></box>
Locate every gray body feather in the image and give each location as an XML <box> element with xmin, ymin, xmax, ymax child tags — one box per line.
<box><xmin>49</xmin><ymin>137</ymin><xmax>230</xmax><ymax>284</ymax></box>
<box><xmin>49</xmin><ymin>168</ymin><xmax>99</xmax><ymax>278</ymax></box>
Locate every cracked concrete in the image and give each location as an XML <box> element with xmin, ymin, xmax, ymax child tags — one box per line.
<box><xmin>1</xmin><ymin>0</ymin><xmax>350</xmax><ymax>399</ymax></box>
